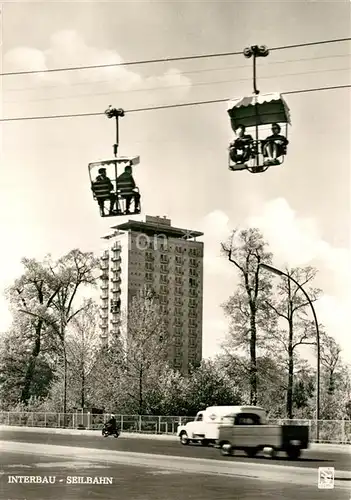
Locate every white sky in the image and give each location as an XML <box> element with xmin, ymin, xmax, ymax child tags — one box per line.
<box><xmin>0</xmin><ymin>1</ymin><xmax>350</xmax><ymax>365</ymax></box>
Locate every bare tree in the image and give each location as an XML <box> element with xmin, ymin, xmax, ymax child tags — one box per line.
<box><xmin>9</xmin><ymin>249</ymin><xmax>99</xmax><ymax>413</ymax></box>
<box><xmin>121</xmin><ymin>287</ymin><xmax>170</xmax><ymax>414</ymax></box>
<box><xmin>221</xmin><ymin>228</ymin><xmax>274</xmax><ymax>405</ymax></box>
<box><xmin>65</xmin><ymin>299</ymin><xmax>101</xmax><ymax>408</ymax></box>
<box><xmin>6</xmin><ymin>257</ymin><xmax>61</xmax><ymax>404</ymax></box>
<box><xmin>264</xmin><ymin>266</ymin><xmax>321</xmax><ymax>418</ymax></box>
<box><xmin>319</xmin><ymin>332</ymin><xmax>342</xmax><ymax>396</ymax></box>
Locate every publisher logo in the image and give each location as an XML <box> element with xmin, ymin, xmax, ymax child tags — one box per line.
<box><xmin>318</xmin><ymin>467</ymin><xmax>334</xmax><ymax>489</ymax></box>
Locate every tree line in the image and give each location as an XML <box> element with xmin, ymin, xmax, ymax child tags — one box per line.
<box><xmin>0</xmin><ymin>229</ymin><xmax>350</xmax><ymax>419</ymax></box>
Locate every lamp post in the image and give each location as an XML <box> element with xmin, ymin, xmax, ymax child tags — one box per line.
<box><xmin>259</xmin><ymin>262</ymin><xmax>320</xmax><ymax>441</ymax></box>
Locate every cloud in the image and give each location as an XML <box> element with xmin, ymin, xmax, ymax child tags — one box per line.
<box><xmin>201</xmin><ymin>210</ymin><xmax>233</xmax><ymax>275</ymax></box>
<box><xmin>202</xmin><ymin>318</ymin><xmax>228</xmax><ymax>359</ymax></box>
<box><xmin>3</xmin><ymin>30</ymin><xmax>192</xmax><ymax>99</ymax></box>
<box><xmin>315</xmin><ymin>295</ymin><xmax>350</xmax><ymax>346</ymax></box>
<box><xmin>3</xmin><ymin>47</ymin><xmax>47</xmax><ymax>72</ymax></box>
<box><xmin>199</xmin><ymin>201</ymin><xmax>351</xmax><ymax>361</ymax></box>
<box><xmin>246</xmin><ymin>197</ymin><xmax>351</xmax><ymax>359</ymax></box>
<box><xmin>247</xmin><ymin>197</ymin><xmax>351</xmax><ymax>288</ymax></box>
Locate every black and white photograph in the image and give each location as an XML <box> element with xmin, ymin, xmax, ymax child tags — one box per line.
<box><xmin>0</xmin><ymin>1</ymin><xmax>350</xmax><ymax>499</ymax></box>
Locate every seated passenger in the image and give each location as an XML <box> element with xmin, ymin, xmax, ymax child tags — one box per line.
<box><xmin>117</xmin><ymin>164</ymin><xmax>141</xmax><ymax>214</ymax></box>
<box><xmin>262</xmin><ymin>123</ymin><xmax>289</xmax><ymax>165</ymax></box>
<box><xmin>229</xmin><ymin>125</ymin><xmax>254</xmax><ymax>165</ymax></box>
<box><xmin>92</xmin><ymin>168</ymin><xmax>117</xmax><ymax>216</ymax></box>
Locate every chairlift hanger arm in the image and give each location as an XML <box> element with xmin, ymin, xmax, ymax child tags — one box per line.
<box><xmin>243</xmin><ymin>45</ymin><xmax>269</xmax><ymax>95</ymax></box>
<box><xmin>105</xmin><ymin>105</ymin><xmax>125</xmax><ymax>157</ymax></box>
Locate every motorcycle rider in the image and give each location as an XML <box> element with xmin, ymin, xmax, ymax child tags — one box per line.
<box><xmin>106</xmin><ymin>414</ymin><xmax>117</xmax><ymax>434</ymax></box>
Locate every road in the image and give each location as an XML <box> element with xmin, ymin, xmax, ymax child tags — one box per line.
<box><xmin>0</xmin><ymin>429</ymin><xmax>350</xmax><ymax>500</ymax></box>
<box><xmin>0</xmin><ymin>428</ymin><xmax>349</xmax><ymax>470</ymax></box>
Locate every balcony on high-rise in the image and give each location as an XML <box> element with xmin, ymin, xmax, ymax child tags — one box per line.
<box><xmin>111</xmin><ymin>277</ymin><xmax>121</xmax><ymax>284</ymax></box>
<box><xmin>101</xmin><ymin>251</ymin><xmax>109</xmax><ymax>261</ymax></box>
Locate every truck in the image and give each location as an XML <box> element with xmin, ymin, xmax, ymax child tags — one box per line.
<box><xmin>217</xmin><ymin>406</ymin><xmax>309</xmax><ymax>460</ymax></box>
<box><xmin>177</xmin><ymin>405</ymin><xmax>309</xmax><ymax>460</ymax></box>
<box><xmin>177</xmin><ymin>405</ymin><xmax>265</xmax><ymax>447</ymax></box>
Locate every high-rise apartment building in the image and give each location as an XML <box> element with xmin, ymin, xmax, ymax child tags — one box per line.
<box><xmin>99</xmin><ymin>215</ymin><xmax>204</xmax><ymax>374</ymax></box>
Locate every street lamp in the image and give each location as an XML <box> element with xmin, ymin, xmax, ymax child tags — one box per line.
<box><xmin>259</xmin><ymin>262</ymin><xmax>320</xmax><ymax>441</ymax></box>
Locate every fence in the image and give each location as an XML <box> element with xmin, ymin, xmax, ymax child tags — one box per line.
<box><xmin>0</xmin><ymin>412</ymin><xmax>350</xmax><ymax>444</ymax></box>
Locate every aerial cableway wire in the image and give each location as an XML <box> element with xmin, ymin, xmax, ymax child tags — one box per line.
<box><xmin>0</xmin><ymin>37</ymin><xmax>350</xmax><ymax>77</ymax></box>
<box><xmin>0</xmin><ymin>84</ymin><xmax>350</xmax><ymax>123</ymax></box>
<box><xmin>4</xmin><ymin>65</ymin><xmax>350</xmax><ymax>103</ymax></box>
<box><xmin>5</xmin><ymin>53</ymin><xmax>350</xmax><ymax>94</ymax></box>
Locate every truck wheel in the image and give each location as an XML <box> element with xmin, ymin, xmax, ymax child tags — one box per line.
<box><xmin>245</xmin><ymin>447</ymin><xmax>258</xmax><ymax>458</ymax></box>
<box><xmin>263</xmin><ymin>447</ymin><xmax>277</xmax><ymax>459</ymax></box>
<box><xmin>180</xmin><ymin>432</ymin><xmax>189</xmax><ymax>445</ymax></box>
<box><xmin>220</xmin><ymin>443</ymin><xmax>233</xmax><ymax>456</ymax></box>
<box><xmin>286</xmin><ymin>446</ymin><xmax>301</xmax><ymax>460</ymax></box>
<box><xmin>201</xmin><ymin>439</ymin><xmax>209</xmax><ymax>447</ymax></box>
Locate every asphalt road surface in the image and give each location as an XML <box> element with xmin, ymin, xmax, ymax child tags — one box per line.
<box><xmin>0</xmin><ymin>429</ymin><xmax>350</xmax><ymax>500</ymax></box>
<box><xmin>0</xmin><ymin>428</ymin><xmax>349</xmax><ymax>470</ymax></box>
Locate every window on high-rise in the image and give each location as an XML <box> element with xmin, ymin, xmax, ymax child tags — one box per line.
<box><xmin>174</xmin><ymin>359</ymin><xmax>181</xmax><ymax>369</ymax></box>
<box><xmin>160</xmin><ymin>264</ymin><xmax>168</xmax><ymax>273</ymax></box>
<box><xmin>145</xmin><ymin>252</ymin><xmax>154</xmax><ymax>261</ymax></box>
<box><xmin>189</xmin><ymin>277</ymin><xmax>197</xmax><ymax>287</ymax></box>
